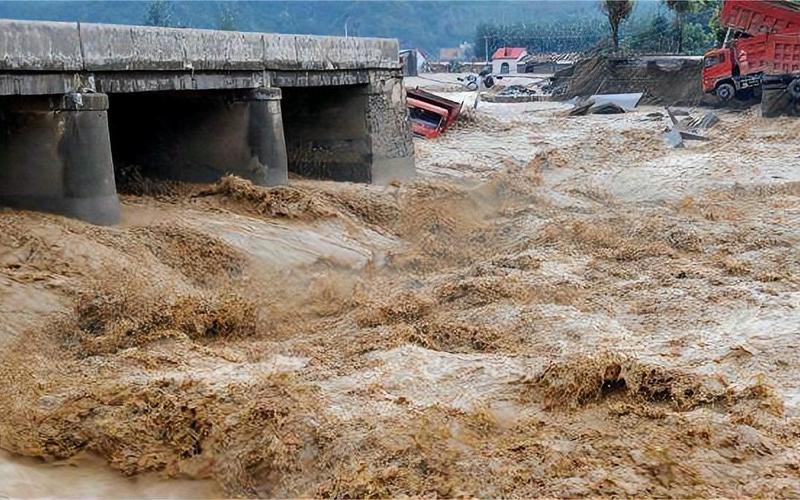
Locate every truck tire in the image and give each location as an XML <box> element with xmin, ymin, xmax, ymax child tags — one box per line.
<box><xmin>788</xmin><ymin>78</ymin><xmax>800</xmax><ymax>99</ymax></box>
<box><xmin>716</xmin><ymin>83</ymin><xmax>735</xmax><ymax>102</ymax></box>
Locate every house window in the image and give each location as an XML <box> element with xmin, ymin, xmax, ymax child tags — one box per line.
<box><xmin>500</xmin><ymin>62</ymin><xmax>510</xmax><ymax>74</ymax></box>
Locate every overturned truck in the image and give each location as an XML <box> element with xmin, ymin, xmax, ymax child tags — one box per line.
<box><xmin>406</xmin><ymin>88</ymin><xmax>462</xmax><ymax>139</ymax></box>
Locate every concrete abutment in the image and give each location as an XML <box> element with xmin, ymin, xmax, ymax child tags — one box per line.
<box><xmin>0</xmin><ymin>92</ymin><xmax>121</xmax><ymax>225</ymax></box>
<box><xmin>364</xmin><ymin>72</ymin><xmax>415</xmax><ymax>185</ymax></box>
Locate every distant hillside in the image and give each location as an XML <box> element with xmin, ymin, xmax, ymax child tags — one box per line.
<box><xmin>0</xmin><ymin>0</ymin><xmax>659</xmax><ymax>55</ymax></box>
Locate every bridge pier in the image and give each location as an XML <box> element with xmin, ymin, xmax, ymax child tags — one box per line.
<box><xmin>0</xmin><ymin>92</ymin><xmax>121</xmax><ymax>225</ymax></box>
<box><xmin>108</xmin><ymin>88</ymin><xmax>288</xmax><ymax>186</ymax></box>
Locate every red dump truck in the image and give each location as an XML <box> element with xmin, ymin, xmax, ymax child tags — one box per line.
<box><xmin>702</xmin><ymin>0</ymin><xmax>800</xmax><ymax>101</ymax></box>
<box><xmin>406</xmin><ymin>88</ymin><xmax>463</xmax><ymax>139</ymax></box>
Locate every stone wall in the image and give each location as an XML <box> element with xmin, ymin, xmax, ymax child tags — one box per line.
<box><xmin>364</xmin><ymin>70</ymin><xmax>415</xmax><ymax>184</ymax></box>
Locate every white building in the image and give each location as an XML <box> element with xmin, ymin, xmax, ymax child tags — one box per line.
<box><xmin>491</xmin><ymin>47</ymin><xmax>528</xmax><ymax>74</ymax></box>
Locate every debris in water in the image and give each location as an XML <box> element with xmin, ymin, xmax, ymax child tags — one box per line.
<box><xmin>1</xmin><ymin>85</ymin><xmax>799</xmax><ymax>498</ymax></box>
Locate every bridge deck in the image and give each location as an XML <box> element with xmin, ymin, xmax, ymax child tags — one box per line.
<box><xmin>0</xmin><ymin>19</ymin><xmax>400</xmax><ymax>95</ymax></box>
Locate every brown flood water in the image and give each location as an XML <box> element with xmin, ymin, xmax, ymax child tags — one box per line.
<box><xmin>0</xmin><ymin>450</ymin><xmax>221</xmax><ymax>497</ymax></box>
<box><xmin>1</xmin><ymin>96</ymin><xmax>799</xmax><ymax>497</ymax></box>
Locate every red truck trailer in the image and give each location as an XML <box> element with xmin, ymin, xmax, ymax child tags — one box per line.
<box><xmin>406</xmin><ymin>88</ymin><xmax>463</xmax><ymax>139</ymax></box>
<box><xmin>702</xmin><ymin>0</ymin><xmax>800</xmax><ymax>101</ymax></box>
<box><xmin>759</xmin><ymin>29</ymin><xmax>800</xmax><ymax>115</ymax></box>
<box><xmin>719</xmin><ymin>0</ymin><xmax>800</xmax><ymax>34</ymax></box>
<box><xmin>407</xmin><ymin>97</ymin><xmax>451</xmax><ymax>139</ymax></box>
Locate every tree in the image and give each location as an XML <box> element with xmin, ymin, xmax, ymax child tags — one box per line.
<box><xmin>665</xmin><ymin>0</ymin><xmax>695</xmax><ymax>52</ymax></box>
<box><xmin>626</xmin><ymin>13</ymin><xmax>672</xmax><ymax>52</ymax></box>
<box><xmin>474</xmin><ymin>20</ymin><xmax>608</xmax><ymax>60</ymax></box>
<box><xmin>601</xmin><ymin>0</ymin><xmax>635</xmax><ymax>51</ymax></box>
<box><xmin>702</xmin><ymin>0</ymin><xmax>726</xmax><ymax>45</ymax></box>
<box><xmin>681</xmin><ymin>21</ymin><xmax>716</xmax><ymax>54</ymax></box>
<box><xmin>217</xmin><ymin>3</ymin><xmax>238</xmax><ymax>31</ymax></box>
<box><xmin>143</xmin><ymin>0</ymin><xmax>174</xmax><ymax>27</ymax></box>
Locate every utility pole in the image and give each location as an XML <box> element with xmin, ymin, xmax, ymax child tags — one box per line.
<box><xmin>484</xmin><ymin>36</ymin><xmax>489</xmax><ymax>64</ymax></box>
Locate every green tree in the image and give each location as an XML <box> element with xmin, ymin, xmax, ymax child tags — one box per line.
<box><xmin>625</xmin><ymin>12</ymin><xmax>672</xmax><ymax>52</ymax></box>
<box><xmin>217</xmin><ymin>3</ymin><xmax>238</xmax><ymax>31</ymax></box>
<box><xmin>665</xmin><ymin>0</ymin><xmax>695</xmax><ymax>52</ymax></box>
<box><xmin>600</xmin><ymin>0</ymin><xmax>635</xmax><ymax>50</ymax></box>
<box><xmin>143</xmin><ymin>0</ymin><xmax>174</xmax><ymax>27</ymax></box>
<box><xmin>474</xmin><ymin>20</ymin><xmax>607</xmax><ymax>60</ymax></box>
<box><xmin>682</xmin><ymin>21</ymin><xmax>716</xmax><ymax>54</ymax></box>
<box><xmin>702</xmin><ymin>0</ymin><xmax>726</xmax><ymax>45</ymax></box>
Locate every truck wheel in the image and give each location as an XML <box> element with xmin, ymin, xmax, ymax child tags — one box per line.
<box><xmin>716</xmin><ymin>83</ymin><xmax>735</xmax><ymax>102</ymax></box>
<box><xmin>788</xmin><ymin>79</ymin><xmax>800</xmax><ymax>99</ymax></box>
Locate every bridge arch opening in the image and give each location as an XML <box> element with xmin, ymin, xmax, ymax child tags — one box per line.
<box><xmin>280</xmin><ymin>84</ymin><xmax>373</xmax><ymax>182</ymax></box>
<box><xmin>106</xmin><ymin>89</ymin><xmax>288</xmax><ymax>191</ymax></box>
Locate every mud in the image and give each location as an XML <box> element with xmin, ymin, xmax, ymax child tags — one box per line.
<box><xmin>1</xmin><ymin>96</ymin><xmax>800</xmax><ymax>497</ymax></box>
<box><xmin>550</xmin><ymin>55</ymin><xmax>717</xmax><ymax>106</ymax></box>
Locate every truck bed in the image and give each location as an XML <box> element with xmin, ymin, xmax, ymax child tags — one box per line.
<box><xmin>737</xmin><ymin>29</ymin><xmax>800</xmax><ymax>75</ymax></box>
<box><xmin>722</xmin><ymin>0</ymin><xmax>800</xmax><ymax>36</ymax></box>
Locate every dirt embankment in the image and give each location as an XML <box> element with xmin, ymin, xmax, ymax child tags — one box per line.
<box><xmin>1</xmin><ymin>105</ymin><xmax>799</xmax><ymax>497</ymax></box>
<box><xmin>550</xmin><ymin>55</ymin><xmax>717</xmax><ymax>106</ymax></box>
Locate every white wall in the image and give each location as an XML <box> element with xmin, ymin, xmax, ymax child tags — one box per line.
<box><xmin>492</xmin><ymin>59</ymin><xmax>518</xmax><ymax>74</ymax></box>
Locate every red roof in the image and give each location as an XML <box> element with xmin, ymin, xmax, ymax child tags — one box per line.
<box><xmin>491</xmin><ymin>47</ymin><xmax>527</xmax><ymax>60</ymax></box>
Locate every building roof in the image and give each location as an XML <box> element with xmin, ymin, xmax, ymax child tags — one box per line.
<box><xmin>492</xmin><ymin>47</ymin><xmax>527</xmax><ymax>60</ymax></box>
<box><xmin>439</xmin><ymin>47</ymin><xmax>463</xmax><ymax>61</ymax></box>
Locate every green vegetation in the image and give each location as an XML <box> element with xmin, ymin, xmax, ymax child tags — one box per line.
<box><xmin>474</xmin><ymin>20</ymin><xmax>608</xmax><ymax>60</ymax></box>
<box><xmin>0</xmin><ymin>0</ymin><xmax>605</xmax><ymax>55</ymax></box>
<box><xmin>601</xmin><ymin>0</ymin><xmax>636</xmax><ymax>50</ymax></box>
<box><xmin>143</xmin><ymin>0</ymin><xmax>175</xmax><ymax>27</ymax></box>
<box><xmin>0</xmin><ymin>0</ymin><xmax>723</xmax><ymax>57</ymax></box>
<box><xmin>624</xmin><ymin>0</ymin><xmax>720</xmax><ymax>54</ymax></box>
<box><xmin>474</xmin><ymin>0</ymin><xmax>721</xmax><ymax>58</ymax></box>
<box><xmin>665</xmin><ymin>0</ymin><xmax>694</xmax><ymax>52</ymax></box>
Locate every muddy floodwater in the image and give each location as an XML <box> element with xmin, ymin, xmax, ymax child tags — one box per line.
<box><xmin>1</xmin><ymin>95</ymin><xmax>799</xmax><ymax>497</ymax></box>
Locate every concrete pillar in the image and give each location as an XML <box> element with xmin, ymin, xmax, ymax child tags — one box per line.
<box><xmin>108</xmin><ymin>88</ymin><xmax>287</xmax><ymax>186</ymax></box>
<box><xmin>0</xmin><ymin>92</ymin><xmax>121</xmax><ymax>225</ymax></box>
<box><xmin>245</xmin><ymin>88</ymin><xmax>289</xmax><ymax>186</ymax></box>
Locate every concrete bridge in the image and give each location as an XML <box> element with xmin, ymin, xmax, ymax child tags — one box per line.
<box><xmin>0</xmin><ymin>19</ymin><xmax>414</xmax><ymax>224</ymax></box>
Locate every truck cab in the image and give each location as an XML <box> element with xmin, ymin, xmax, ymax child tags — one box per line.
<box><xmin>702</xmin><ymin>47</ymin><xmax>734</xmax><ymax>94</ymax></box>
<box><xmin>702</xmin><ymin>38</ymin><xmax>763</xmax><ymax>101</ymax></box>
